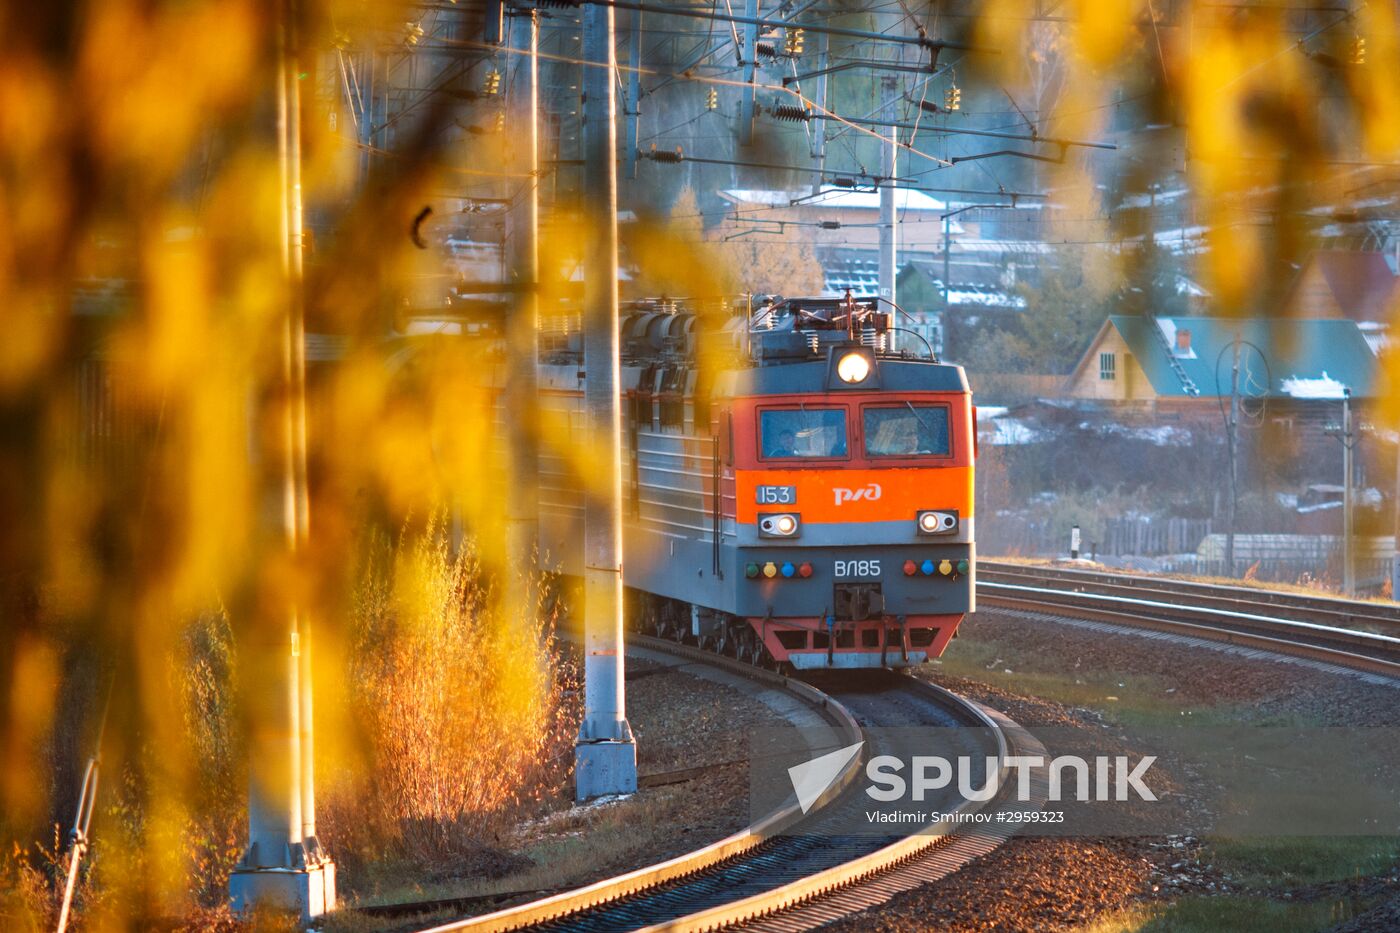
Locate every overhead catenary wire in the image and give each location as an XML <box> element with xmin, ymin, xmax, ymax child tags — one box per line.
<box><xmin>576</xmin><ymin>0</ymin><xmax>998</xmax><ymax>52</ymax></box>
<box><xmin>634</xmin><ymin>146</ymin><xmax>927</xmax><ymax>184</ymax></box>
<box><xmin>438</xmin><ymin>33</ymin><xmax>961</xmax><ymax>166</ymax></box>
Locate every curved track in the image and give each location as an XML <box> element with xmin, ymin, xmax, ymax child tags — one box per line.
<box><xmin>416</xmin><ymin>637</ymin><xmax>1042</xmax><ymax>933</ymax></box>
<box><xmin>397</xmin><ymin>566</ymin><xmax>1398</xmax><ymax>933</ymax></box>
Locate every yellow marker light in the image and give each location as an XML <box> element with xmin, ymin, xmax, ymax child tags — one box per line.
<box><xmin>763</xmin><ymin>562</ymin><xmax>779</xmax><ymax>578</ymax></box>
<box><xmin>938</xmin><ymin>559</ymin><xmax>953</xmax><ymax>576</ymax></box>
<box><xmin>836</xmin><ymin>351</ymin><xmax>870</xmax><ymax>384</ymax></box>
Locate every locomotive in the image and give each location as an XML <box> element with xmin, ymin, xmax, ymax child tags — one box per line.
<box><xmin>531</xmin><ymin>292</ymin><xmax>975</xmax><ymax>670</ymax></box>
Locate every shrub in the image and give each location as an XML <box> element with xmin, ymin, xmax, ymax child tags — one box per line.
<box><xmin>321</xmin><ymin>518</ymin><xmax>578</xmax><ymax>875</ymax></box>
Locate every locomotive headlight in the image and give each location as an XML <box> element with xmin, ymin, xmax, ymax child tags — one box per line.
<box><xmin>836</xmin><ymin>351</ymin><xmax>871</xmax><ymax>384</ymax></box>
<box><xmin>758</xmin><ymin>512</ymin><xmax>801</xmax><ymax>538</ymax></box>
<box><xmin>917</xmin><ymin>509</ymin><xmax>958</xmax><ymax>536</ymax></box>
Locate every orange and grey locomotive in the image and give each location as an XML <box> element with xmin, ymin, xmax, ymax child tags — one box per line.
<box><xmin>534</xmin><ymin>294</ymin><xmax>976</xmax><ymax>670</ymax></box>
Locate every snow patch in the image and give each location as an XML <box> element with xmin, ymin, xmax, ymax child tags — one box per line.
<box><xmin>1279</xmin><ymin>371</ymin><xmax>1348</xmax><ymax>399</ymax></box>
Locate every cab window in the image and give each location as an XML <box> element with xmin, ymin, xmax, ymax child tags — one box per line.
<box><xmin>863</xmin><ymin>405</ymin><xmax>950</xmax><ymax>457</ymax></box>
<box><xmin>760</xmin><ymin>408</ymin><xmax>847</xmax><ymax>459</ymax></box>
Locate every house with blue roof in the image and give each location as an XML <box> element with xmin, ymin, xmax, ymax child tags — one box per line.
<box><xmin>1064</xmin><ymin>316</ymin><xmax>1379</xmax><ymax>408</ymax></box>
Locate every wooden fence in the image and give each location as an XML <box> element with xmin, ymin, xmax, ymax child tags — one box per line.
<box><xmin>980</xmin><ymin>515</ymin><xmax>1213</xmax><ymax>559</ymax></box>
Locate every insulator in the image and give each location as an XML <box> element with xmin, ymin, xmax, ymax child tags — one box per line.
<box><xmin>493</xmin><ymin>111</ymin><xmax>505</xmax><ymax>132</ymax></box>
<box><xmin>483</xmin><ymin>68</ymin><xmax>502</xmax><ymax>96</ymax></box>
<box><xmin>944</xmin><ymin>84</ymin><xmax>961</xmax><ymax>111</ymax></box>
<box><xmin>646</xmin><ymin>145</ymin><xmax>684</xmax><ymax>163</ymax></box>
<box><xmin>861</xmin><ymin>325</ymin><xmax>878</xmax><ymax>348</ymax></box>
<box><xmin>403</xmin><ymin>21</ymin><xmax>425</xmax><ymax>46</ymax></box>
<box><xmin>771</xmin><ymin>104</ymin><xmax>811</xmax><ymax>123</ymax></box>
<box><xmin>705</xmin><ymin>88</ymin><xmax>718</xmax><ymax>110</ymax></box>
<box><xmin>807</xmin><ymin>333</ymin><xmax>820</xmax><ymax>353</ymax></box>
<box><xmin>1352</xmin><ymin>36</ymin><xmax>1366</xmax><ymax>64</ymax></box>
<box><xmin>818</xmin><ymin>220</ymin><xmax>841</xmax><ymax>230</ymax></box>
<box><xmin>830</xmin><ymin>176</ymin><xmax>857</xmax><ymax>188</ymax></box>
<box><xmin>756</xmin><ymin>41</ymin><xmax>778</xmax><ymax>59</ymax></box>
<box><xmin>784</xmin><ymin>28</ymin><xmax>805</xmax><ymax>57</ymax></box>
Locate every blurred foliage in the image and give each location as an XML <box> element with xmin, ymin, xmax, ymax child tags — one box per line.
<box><xmin>4</xmin><ymin>0</ymin><xmax>1400</xmax><ymax>927</ymax></box>
<box><xmin>959</xmin><ymin>249</ymin><xmax>1111</xmax><ymax>375</ymax></box>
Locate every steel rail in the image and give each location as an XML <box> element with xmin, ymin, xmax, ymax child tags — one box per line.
<box><xmin>979</xmin><ymin>561</ymin><xmax>1400</xmax><ymax>637</ymax></box>
<box><xmin>627</xmin><ymin>686</ymin><xmax>1047</xmax><ymax>933</ymax></box>
<box><xmin>416</xmin><ymin>638</ymin><xmax>1041</xmax><ymax>933</ymax></box>
<box><xmin>417</xmin><ymin>634</ymin><xmax>864</xmax><ymax>933</ymax></box>
<box><xmin>977</xmin><ymin>572</ymin><xmax>1400</xmax><ymax>680</ymax></box>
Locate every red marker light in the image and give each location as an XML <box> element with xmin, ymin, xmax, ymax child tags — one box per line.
<box><xmin>903</xmin><ymin>560</ymin><xmax>917</xmax><ymax>576</ymax></box>
<box><xmin>799</xmin><ymin>562</ymin><xmax>813</xmax><ymax>578</ymax></box>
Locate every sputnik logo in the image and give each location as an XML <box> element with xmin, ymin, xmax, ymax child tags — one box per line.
<box><xmin>833</xmin><ymin>483</ymin><xmax>882</xmax><ymax>506</ymax></box>
<box><xmin>788</xmin><ymin>741</ymin><xmax>864</xmax><ymax>813</ymax></box>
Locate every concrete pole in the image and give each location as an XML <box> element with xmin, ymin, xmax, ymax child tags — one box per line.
<box><xmin>941</xmin><ymin>214</ymin><xmax>950</xmax><ymax>308</ymax></box>
<box><xmin>575</xmin><ymin>0</ymin><xmax>637</xmax><ymax>801</ymax></box>
<box><xmin>1344</xmin><ymin>388</ymin><xmax>1355</xmax><ymax>597</ymax></box>
<box><xmin>230</xmin><ymin>1</ymin><xmax>334</xmax><ymax>918</ymax></box>
<box><xmin>1225</xmin><ymin>332</ymin><xmax>1240</xmax><ymax>578</ymax></box>
<box><xmin>505</xmin><ymin>10</ymin><xmax>541</xmax><ymax>606</ymax></box>
<box><xmin>624</xmin><ymin>10</ymin><xmax>642</xmax><ymax>181</ymax></box>
<box><xmin>1392</xmin><ymin>436</ymin><xmax>1399</xmax><ymax>601</ymax></box>
<box><xmin>877</xmin><ymin>76</ymin><xmax>898</xmax><ymax>343</ymax></box>
<box><xmin>811</xmin><ymin>31</ymin><xmax>830</xmax><ymax>195</ymax></box>
<box><xmin>235</xmin><ymin>0</ymin><xmax>303</xmax><ymax>894</ymax></box>
<box><xmin>738</xmin><ymin>0</ymin><xmax>758</xmax><ymax>146</ymax></box>
<box><xmin>286</xmin><ymin>17</ymin><xmax>326</xmax><ymax>874</ymax></box>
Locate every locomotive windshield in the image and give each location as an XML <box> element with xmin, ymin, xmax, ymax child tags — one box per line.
<box><xmin>760</xmin><ymin>408</ymin><xmax>847</xmax><ymax>459</ymax></box>
<box><xmin>863</xmin><ymin>405</ymin><xmax>951</xmax><ymax>457</ymax></box>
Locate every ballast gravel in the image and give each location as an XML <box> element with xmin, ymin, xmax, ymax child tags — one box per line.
<box><xmin>822</xmin><ymin>606</ymin><xmax>1399</xmax><ymax>932</ymax></box>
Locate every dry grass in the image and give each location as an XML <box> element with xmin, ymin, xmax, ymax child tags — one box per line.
<box><xmin>319</xmin><ymin>517</ymin><xmax>579</xmax><ymax>882</ymax></box>
<box><xmin>1</xmin><ymin>523</ymin><xmax>576</xmax><ymax>928</ymax></box>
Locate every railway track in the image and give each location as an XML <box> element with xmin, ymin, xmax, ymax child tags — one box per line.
<box><xmin>414</xmin><ymin>636</ymin><xmax>1044</xmax><ymax>933</ymax></box>
<box><xmin>978</xmin><ymin>561</ymin><xmax>1400</xmax><ymax>680</ymax></box>
<box><xmin>400</xmin><ymin>564</ymin><xmax>1400</xmax><ymax>933</ymax></box>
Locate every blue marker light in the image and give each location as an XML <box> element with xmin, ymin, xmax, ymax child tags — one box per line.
<box><xmin>781</xmin><ymin>561</ymin><xmax>796</xmax><ymax>578</ymax></box>
<box><xmin>920</xmin><ymin>559</ymin><xmax>936</xmax><ymax>576</ymax></box>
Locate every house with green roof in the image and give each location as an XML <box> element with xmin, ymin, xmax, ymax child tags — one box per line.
<box><xmin>1064</xmin><ymin>316</ymin><xmax>1378</xmax><ymax>408</ymax></box>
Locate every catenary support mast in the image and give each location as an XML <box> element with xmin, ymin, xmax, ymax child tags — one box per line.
<box><xmin>506</xmin><ymin>8</ymin><xmax>541</xmax><ymax>606</ymax></box>
<box><xmin>878</xmin><ymin>75</ymin><xmax>898</xmax><ymax>339</ymax></box>
<box><xmin>575</xmin><ymin>0</ymin><xmax>638</xmax><ymax>801</ymax></box>
<box><xmin>230</xmin><ymin>0</ymin><xmax>335</xmax><ymax>919</ymax></box>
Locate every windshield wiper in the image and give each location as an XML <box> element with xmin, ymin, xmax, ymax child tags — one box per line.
<box><xmin>904</xmin><ymin>402</ymin><xmax>943</xmax><ymax>450</ymax></box>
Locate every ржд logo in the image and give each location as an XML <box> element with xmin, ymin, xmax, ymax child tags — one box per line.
<box><xmin>833</xmin><ymin>483</ymin><xmax>882</xmax><ymax>505</ymax></box>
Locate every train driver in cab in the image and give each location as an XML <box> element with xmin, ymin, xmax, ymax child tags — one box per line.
<box><xmin>767</xmin><ymin>427</ymin><xmax>798</xmax><ymax>458</ymax></box>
